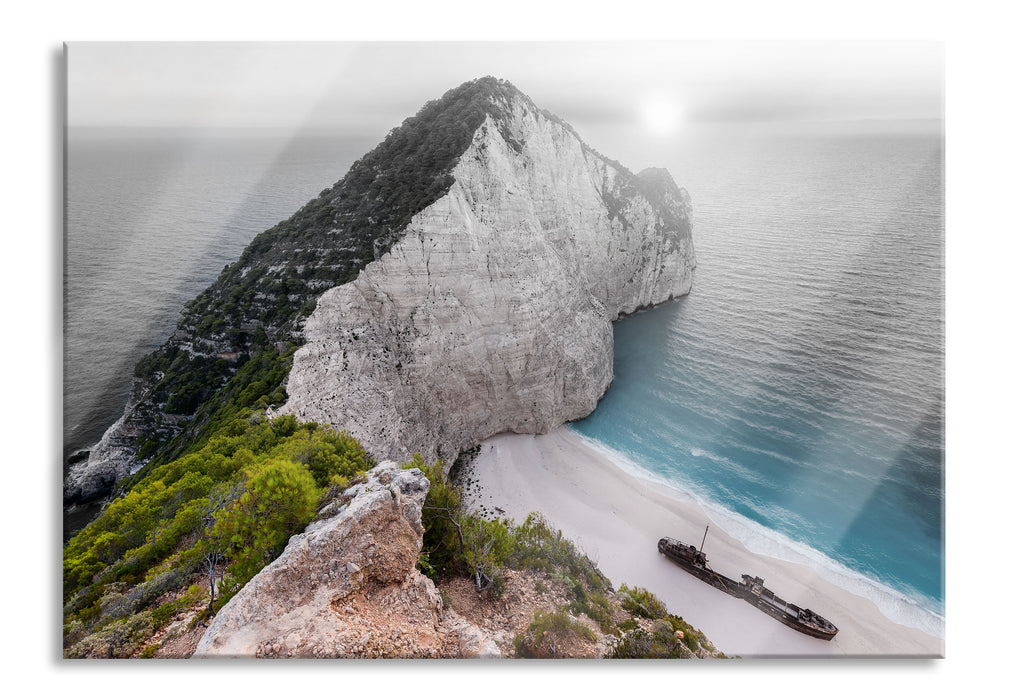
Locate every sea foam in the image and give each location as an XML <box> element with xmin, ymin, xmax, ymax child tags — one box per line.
<box><xmin>572</xmin><ymin>430</ymin><xmax>945</xmax><ymax>640</ymax></box>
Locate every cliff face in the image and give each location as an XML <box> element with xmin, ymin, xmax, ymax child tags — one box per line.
<box><xmin>283</xmin><ymin>85</ymin><xmax>695</xmax><ymax>463</ymax></box>
<box><xmin>65</xmin><ymin>76</ymin><xmax>695</xmax><ymax>506</ymax></box>
<box><xmin>64</xmin><ymin>380</ymin><xmax>143</xmax><ymax>504</ymax></box>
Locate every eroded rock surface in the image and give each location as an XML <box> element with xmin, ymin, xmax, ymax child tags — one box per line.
<box><xmin>63</xmin><ymin>379</ymin><xmax>147</xmax><ymax>504</ymax></box>
<box><xmin>194</xmin><ymin>462</ymin><xmax>444</xmax><ymax>658</ymax></box>
<box><xmin>284</xmin><ymin>89</ymin><xmax>695</xmax><ymax>464</ymax></box>
<box><xmin>65</xmin><ymin>77</ymin><xmax>696</xmax><ymax>506</ymax></box>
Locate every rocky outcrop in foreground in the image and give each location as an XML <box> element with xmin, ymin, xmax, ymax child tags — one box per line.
<box><xmin>195</xmin><ymin>463</ymin><xmax>446</xmax><ymax>657</ymax></box>
<box><xmin>190</xmin><ymin>462</ymin><xmax>718</xmax><ymax>659</ymax></box>
<box><xmin>284</xmin><ymin>79</ymin><xmax>695</xmax><ymax>464</ymax></box>
<box><xmin>195</xmin><ymin>463</ymin><xmax>510</xmax><ymax>658</ymax></box>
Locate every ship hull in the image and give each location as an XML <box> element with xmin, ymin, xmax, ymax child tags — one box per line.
<box><xmin>658</xmin><ymin>537</ymin><xmax>838</xmax><ymax>641</ymax></box>
<box><xmin>657</xmin><ymin>537</ymin><xmax>740</xmax><ymax>596</ymax></box>
<box><xmin>739</xmin><ymin>589</ymin><xmax>839</xmax><ymax>640</ymax></box>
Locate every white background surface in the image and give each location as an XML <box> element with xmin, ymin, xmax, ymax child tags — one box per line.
<box><xmin>3</xmin><ymin>1</ymin><xmax>1001</xmax><ymax>697</ymax></box>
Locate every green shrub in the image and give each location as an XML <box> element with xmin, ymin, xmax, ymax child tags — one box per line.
<box><xmin>211</xmin><ymin>457</ymin><xmax>319</xmax><ymax>585</ymax></box>
<box><xmin>510</xmin><ymin>514</ymin><xmax>610</xmax><ymax>593</ymax></box>
<box><xmin>269</xmin><ymin>426</ymin><xmax>374</xmax><ymax>488</ymax></box>
<box><xmin>618</xmin><ymin>618</ymin><xmax>639</xmax><ymax>632</ymax></box>
<box><xmin>414</xmin><ymin>455</ymin><xmax>464</xmax><ymax>581</ymax></box>
<box><xmin>514</xmin><ymin>610</ymin><xmax>597</xmax><ymax>659</ymax></box>
<box><xmin>65</xmin><ymin>610</ymin><xmax>157</xmax><ymax>659</ymax></box>
<box><xmin>414</xmin><ymin>455</ymin><xmax>610</xmax><ymax>602</ymax></box>
<box><xmin>607</xmin><ymin>627</ymin><xmax>689</xmax><ymax>659</ymax></box>
<box><xmin>151</xmin><ymin>600</ymin><xmax>181</xmax><ymax>629</ymax></box>
<box><xmin>572</xmin><ymin>590</ymin><xmax>617</xmax><ymax>635</ymax></box>
<box><xmin>608</xmin><ymin>586</ymin><xmax>715</xmax><ymax>657</ymax></box>
<box><xmin>617</xmin><ymin>584</ymin><xmax>669</xmax><ymax>620</ymax></box>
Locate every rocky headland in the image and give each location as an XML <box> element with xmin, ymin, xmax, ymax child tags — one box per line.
<box><xmin>64</xmin><ymin>77</ymin><xmax>707</xmax><ymax>659</ymax></box>
<box><xmin>283</xmin><ymin>83</ymin><xmax>695</xmax><ymax>464</ymax></box>
<box><xmin>64</xmin><ymin>76</ymin><xmax>694</xmax><ymax>506</ymax></box>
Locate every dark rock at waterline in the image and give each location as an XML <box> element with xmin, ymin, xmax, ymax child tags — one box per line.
<box><xmin>64</xmin><ymin>449</ymin><xmax>90</xmax><ymax>469</ymax></box>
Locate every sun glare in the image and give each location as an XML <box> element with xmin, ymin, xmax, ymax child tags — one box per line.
<box><xmin>641</xmin><ymin>96</ymin><xmax>685</xmax><ymax>136</ymax></box>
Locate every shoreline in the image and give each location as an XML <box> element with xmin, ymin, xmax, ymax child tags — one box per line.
<box><xmin>575</xmin><ymin>431</ymin><xmax>946</xmax><ymax>638</ymax></box>
<box><xmin>463</xmin><ymin>426</ymin><xmax>943</xmax><ymax>657</ymax></box>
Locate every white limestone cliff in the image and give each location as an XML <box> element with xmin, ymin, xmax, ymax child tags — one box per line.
<box><xmin>283</xmin><ymin>94</ymin><xmax>696</xmax><ymax>464</ymax></box>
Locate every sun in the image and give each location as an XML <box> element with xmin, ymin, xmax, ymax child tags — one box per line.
<box><xmin>641</xmin><ymin>95</ymin><xmax>685</xmax><ymax>136</ymax></box>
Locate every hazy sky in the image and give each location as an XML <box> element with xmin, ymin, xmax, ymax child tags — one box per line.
<box><xmin>68</xmin><ymin>41</ymin><xmax>943</xmax><ymax>138</ymax></box>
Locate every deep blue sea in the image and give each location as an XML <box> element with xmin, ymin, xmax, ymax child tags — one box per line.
<box><xmin>65</xmin><ymin>124</ymin><xmax>943</xmax><ymax>636</ymax></box>
<box><xmin>572</xmin><ymin>125</ymin><xmax>944</xmax><ymax>636</ymax></box>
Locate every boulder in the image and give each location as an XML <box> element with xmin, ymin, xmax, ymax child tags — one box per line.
<box><xmin>194</xmin><ymin>462</ymin><xmax>441</xmax><ymax>658</ymax></box>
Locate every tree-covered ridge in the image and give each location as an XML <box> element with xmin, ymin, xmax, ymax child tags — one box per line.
<box><xmin>122</xmin><ymin>77</ymin><xmax>534</xmax><ymax>473</ymax></box>
<box><xmin>63</xmin><ymin>412</ymin><xmax>375</xmax><ymax>658</ymax></box>
<box><xmin>129</xmin><ymin>343</ymin><xmax>299</xmax><ymax>471</ymax></box>
<box><xmin>180</xmin><ymin>77</ymin><xmax>525</xmax><ymax>332</ymax></box>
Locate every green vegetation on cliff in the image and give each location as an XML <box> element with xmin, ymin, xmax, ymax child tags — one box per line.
<box><xmin>65</xmin><ymin>424</ymin><xmax>719</xmax><ymax>659</ymax></box>
<box><xmin>513</xmin><ymin>609</ymin><xmax>597</xmax><ymax>658</ymax></box>
<box><xmin>416</xmin><ymin>453</ymin><xmax>629</xmax><ymax>655</ymax></box>
<box><xmin>609</xmin><ymin>584</ymin><xmax>718</xmax><ymax>658</ymax></box>
<box><xmin>63</xmin><ymin>413</ymin><xmax>374</xmax><ymax>657</ymax></box>
<box><xmin>128</xmin><ymin>344</ymin><xmax>299</xmax><ymax>473</ymax></box>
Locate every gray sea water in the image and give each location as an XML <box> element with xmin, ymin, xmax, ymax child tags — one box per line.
<box><xmin>64</xmin><ymin>131</ymin><xmax>366</xmax><ymax>461</ymax></box>
<box><xmin>64</xmin><ymin>124</ymin><xmax>943</xmax><ymax>636</ymax></box>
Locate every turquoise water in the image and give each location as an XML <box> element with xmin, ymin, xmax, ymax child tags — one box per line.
<box><xmin>572</xmin><ymin>127</ymin><xmax>944</xmax><ymax>636</ymax></box>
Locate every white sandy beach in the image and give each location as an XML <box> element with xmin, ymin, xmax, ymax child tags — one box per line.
<box><xmin>463</xmin><ymin>427</ymin><xmax>944</xmax><ymax>658</ymax></box>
